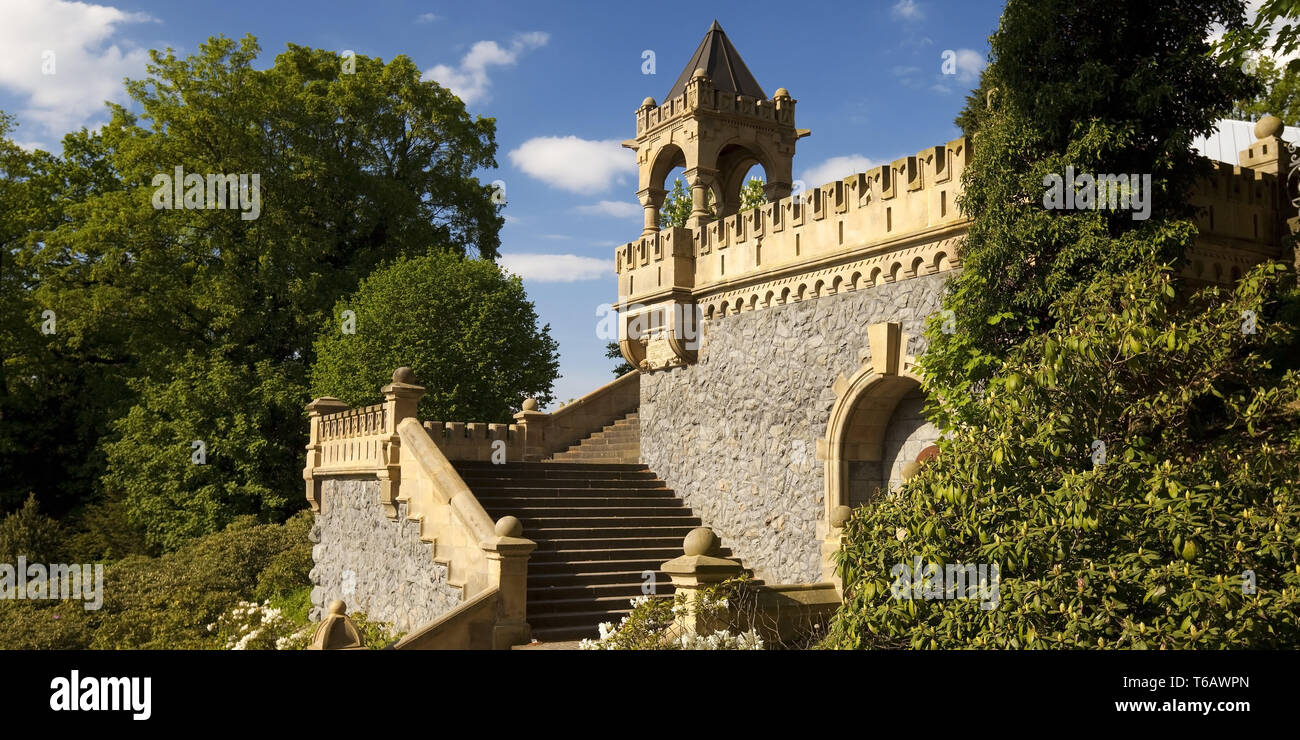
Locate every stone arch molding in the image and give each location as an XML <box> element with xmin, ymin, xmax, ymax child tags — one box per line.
<box><xmin>818</xmin><ymin>321</ymin><xmax>922</xmax><ymax>527</ymax></box>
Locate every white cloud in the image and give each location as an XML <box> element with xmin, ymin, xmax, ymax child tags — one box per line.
<box><xmin>800</xmin><ymin>155</ymin><xmax>888</xmax><ymax>188</ymax></box>
<box><xmin>416</xmin><ymin>13</ymin><xmax>439</xmax><ymax>23</ymax></box>
<box><xmin>423</xmin><ymin>31</ymin><xmax>548</xmax><ymax>106</ymax></box>
<box><xmin>0</xmin><ymin>0</ymin><xmax>155</xmax><ymax>145</ymax></box>
<box><xmin>498</xmin><ymin>253</ymin><xmax>613</xmax><ymax>282</ymax></box>
<box><xmin>949</xmin><ymin>48</ymin><xmax>986</xmax><ymax>83</ymax></box>
<box><xmin>575</xmin><ymin>200</ymin><xmax>641</xmax><ymax>218</ymax></box>
<box><xmin>509</xmin><ymin>136</ymin><xmax>636</xmax><ymax>194</ymax></box>
<box><xmin>892</xmin><ymin>0</ymin><xmax>924</xmax><ymax>22</ymax></box>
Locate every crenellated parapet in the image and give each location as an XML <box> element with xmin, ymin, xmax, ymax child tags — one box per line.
<box><xmin>634</xmin><ymin>77</ymin><xmax>796</xmax><ymax>139</ymax></box>
<box><xmin>614</xmin><ymin>137</ymin><xmax>970</xmax><ymax>370</ymax></box>
<box><xmin>1185</xmin><ymin>125</ymin><xmax>1292</xmax><ymax>283</ymax></box>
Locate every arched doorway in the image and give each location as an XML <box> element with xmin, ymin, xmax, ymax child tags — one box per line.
<box><xmin>820</xmin><ymin>322</ymin><xmax>940</xmax><ymax>521</ymax></box>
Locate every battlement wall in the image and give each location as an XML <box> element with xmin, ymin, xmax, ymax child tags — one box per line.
<box><xmin>615</xmin><ymin>137</ymin><xmax>970</xmax><ymax>312</ymax></box>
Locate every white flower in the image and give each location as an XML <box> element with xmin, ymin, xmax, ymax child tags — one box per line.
<box><xmin>895</xmin><ymin>527</ymin><xmax>908</xmax><ymax>542</ymax></box>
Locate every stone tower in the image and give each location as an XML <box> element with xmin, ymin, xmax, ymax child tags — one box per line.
<box><xmin>616</xmin><ymin>21</ymin><xmax>807</xmax><ymax>372</ymax></box>
<box><xmin>623</xmin><ymin>20</ymin><xmax>808</xmax><ymax>235</ymax></box>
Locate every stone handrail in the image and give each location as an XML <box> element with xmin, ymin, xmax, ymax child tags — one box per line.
<box><xmin>304</xmin><ymin>367</ymin><xmax>536</xmax><ymax>649</ymax></box>
<box><xmin>392</xmin><ymin>586</ymin><xmax>500</xmax><ymax>650</ymax></box>
<box><xmin>513</xmin><ymin>369</ymin><xmax>640</xmax><ymax>460</ymax></box>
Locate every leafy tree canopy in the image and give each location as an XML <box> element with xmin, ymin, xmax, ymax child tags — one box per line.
<box><xmin>310</xmin><ymin>251</ymin><xmax>560</xmax><ymax>424</ymax></box>
<box><xmin>927</xmin><ymin>0</ymin><xmax>1258</xmax><ymax>428</ymax></box>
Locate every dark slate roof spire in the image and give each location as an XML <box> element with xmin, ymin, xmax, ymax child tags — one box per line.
<box><xmin>665</xmin><ymin>21</ymin><xmax>767</xmax><ymax>101</ymax></box>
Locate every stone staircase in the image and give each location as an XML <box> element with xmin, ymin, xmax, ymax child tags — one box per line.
<box><xmin>547</xmin><ymin>412</ymin><xmax>640</xmax><ymax>464</ymax></box>
<box><xmin>455</xmin><ymin>458</ymin><xmax>738</xmax><ymax>642</ymax></box>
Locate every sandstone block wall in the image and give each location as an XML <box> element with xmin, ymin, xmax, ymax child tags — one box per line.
<box><xmin>309</xmin><ymin>477</ymin><xmax>462</xmax><ymax>633</ymax></box>
<box><xmin>639</xmin><ymin>273</ymin><xmax>947</xmax><ymax>584</ymax></box>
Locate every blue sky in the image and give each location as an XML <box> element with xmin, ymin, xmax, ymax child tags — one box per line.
<box><xmin>0</xmin><ymin>0</ymin><xmax>1003</xmax><ymax>407</ymax></box>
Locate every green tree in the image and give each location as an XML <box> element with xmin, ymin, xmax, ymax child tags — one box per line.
<box><xmin>0</xmin><ymin>115</ymin><xmax>117</xmax><ymax>517</ymax></box>
<box><xmin>605</xmin><ymin>341</ymin><xmax>635</xmax><ymax>376</ymax></box>
<box><xmin>310</xmin><ymin>251</ymin><xmax>559</xmax><ymax>424</ymax></box>
<box><xmin>1232</xmin><ymin>55</ymin><xmax>1300</xmax><ymax>123</ymax></box>
<box><xmin>0</xmin><ymin>494</ymin><xmax>67</xmax><ymax>563</ymax></box>
<box><xmin>924</xmin><ymin>0</ymin><xmax>1258</xmax><ymax>428</ymax></box>
<box><xmin>11</xmin><ymin>35</ymin><xmax>505</xmax><ymax>542</ymax></box>
<box><xmin>101</xmin><ymin>354</ymin><xmax>306</xmax><ymax>552</ymax></box>
<box><xmin>828</xmin><ymin>260</ymin><xmax>1300</xmax><ymax>648</ymax></box>
<box><xmin>1218</xmin><ymin>0</ymin><xmax>1300</xmax><ymax>74</ymax></box>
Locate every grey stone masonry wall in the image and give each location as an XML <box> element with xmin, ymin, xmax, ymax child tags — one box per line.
<box><xmin>639</xmin><ymin>273</ymin><xmax>948</xmax><ymax>584</ymax></box>
<box><xmin>309</xmin><ymin>477</ymin><xmax>462</xmax><ymax>633</ymax></box>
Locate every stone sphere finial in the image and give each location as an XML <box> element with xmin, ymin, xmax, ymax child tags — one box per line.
<box><xmin>393</xmin><ymin>366</ymin><xmax>416</xmax><ymax>384</ymax></box>
<box><xmin>773</xmin><ymin>87</ymin><xmax>790</xmax><ymax>99</ymax></box>
<box><xmin>641</xmin><ymin>96</ymin><xmax>657</xmax><ymax>109</ymax></box>
<box><xmin>692</xmin><ymin>67</ymin><xmax>709</xmax><ymax>80</ymax></box>
<box><xmin>683</xmin><ymin>527</ymin><xmax>716</xmax><ymax>556</ymax></box>
<box><xmin>830</xmin><ymin>505</ymin><xmax>852</xmax><ymax>529</ymax></box>
<box><xmin>521</xmin><ymin>397</ymin><xmax>538</xmax><ymax>412</ymax></box>
<box><xmin>329</xmin><ymin>599</ymin><xmax>347</xmax><ymax>616</ymax></box>
<box><xmin>495</xmin><ymin>516</ymin><xmax>523</xmax><ymax>537</ymax></box>
<box><xmin>1256</xmin><ymin>114</ymin><xmax>1284</xmax><ymax>140</ymax></box>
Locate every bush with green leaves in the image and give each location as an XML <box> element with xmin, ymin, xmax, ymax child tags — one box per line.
<box><xmin>826</xmin><ymin>262</ymin><xmax>1300</xmax><ymax>649</ymax></box>
<box><xmin>0</xmin><ymin>494</ymin><xmax>67</xmax><ymax>563</ymax></box>
<box><xmin>0</xmin><ymin>511</ymin><xmax>313</xmax><ymax>649</ymax></box>
<box><xmin>310</xmin><ymin>251</ymin><xmax>559</xmax><ymax>423</ymax></box>
<box><xmin>932</xmin><ymin>0</ymin><xmax>1257</xmax><ymax>429</ymax></box>
<box><xmin>102</xmin><ymin>353</ymin><xmax>306</xmax><ymax>552</ymax></box>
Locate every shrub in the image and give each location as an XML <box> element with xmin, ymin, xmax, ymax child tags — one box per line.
<box><xmin>0</xmin><ymin>511</ymin><xmax>314</xmax><ymax>649</ymax></box>
<box><xmin>0</xmin><ymin>494</ymin><xmax>66</xmax><ymax>563</ymax></box>
<box><xmin>580</xmin><ymin>579</ymin><xmax>764</xmax><ymax>650</ymax></box>
<box><xmin>826</xmin><ymin>261</ymin><xmax>1300</xmax><ymax>649</ymax></box>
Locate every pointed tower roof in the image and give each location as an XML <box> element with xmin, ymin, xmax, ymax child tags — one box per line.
<box><xmin>664</xmin><ymin>21</ymin><xmax>767</xmax><ymax>101</ymax></box>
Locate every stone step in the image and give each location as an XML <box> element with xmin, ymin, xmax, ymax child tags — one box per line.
<box><xmin>468</xmin><ymin>485</ymin><xmax>674</xmax><ymax>497</ymax></box>
<box><xmin>457</xmin><ymin>471</ymin><xmax>659</xmax><ymax>484</ymax></box>
<box><xmin>579</xmin><ymin>432</ymin><xmax>638</xmax><ymax>443</ymax></box>
<box><xmin>553</xmin><ymin>445</ymin><xmax>639</xmax><ymax>454</ymax></box>
<box><xmin>528</xmin><ymin>610</ymin><xmax>637</xmax><ymax>639</ymax></box>
<box><xmin>482</xmin><ymin>505</ymin><xmax>689</xmax><ymax>519</ymax></box>
<box><xmin>456</xmin><ymin>464</ymin><xmax>648</xmax><ymax>476</ymax></box>
<box><xmin>506</xmin><ymin>516</ymin><xmax>700</xmax><ymax>530</ymax></box>
<box><xmin>530</xmin><ymin>545</ymin><xmax>686</xmax><ymax>562</ymax></box>
<box><xmin>527</xmin><ymin>582</ymin><xmax>677</xmax><ymax>601</ymax></box>
<box><xmin>549</xmin><ymin>455</ymin><xmax>640</xmax><ymax>463</ymax></box>
<box><xmin>528</xmin><ymin>558</ymin><xmax>675</xmax><ymax>575</ymax></box>
<box><xmin>553</xmin><ymin>447</ymin><xmax>639</xmax><ymax>456</ymax></box>
<box><xmin>478</xmin><ymin>497</ymin><xmax>686</xmax><ymax>510</ymax></box>
<box><xmin>528</xmin><ymin>526</ymin><xmax>697</xmax><ymax>541</ymax></box>
<box><xmin>531</xmin><ymin>547</ymin><xmax>734</xmax><ymax>566</ymax></box>
<box><xmin>527</xmin><ymin>569</ymin><xmax>669</xmax><ymax>587</ymax></box>
<box><xmin>528</xmin><ymin>594</ymin><xmax>669</xmax><ymax>617</ymax></box>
